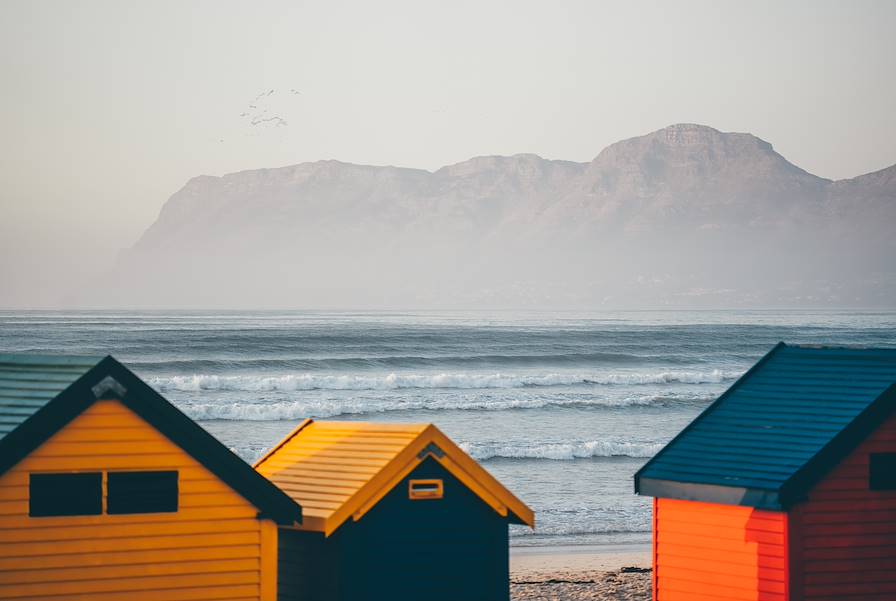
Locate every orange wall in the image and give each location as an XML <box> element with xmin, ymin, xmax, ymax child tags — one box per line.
<box><xmin>0</xmin><ymin>399</ymin><xmax>277</xmax><ymax>601</ymax></box>
<box><xmin>654</xmin><ymin>498</ymin><xmax>787</xmax><ymax>601</ymax></box>
<box><xmin>791</xmin><ymin>411</ymin><xmax>896</xmax><ymax>601</ymax></box>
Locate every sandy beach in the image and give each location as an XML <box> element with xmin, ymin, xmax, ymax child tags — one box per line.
<box><xmin>510</xmin><ymin>544</ymin><xmax>651</xmax><ymax>600</ymax></box>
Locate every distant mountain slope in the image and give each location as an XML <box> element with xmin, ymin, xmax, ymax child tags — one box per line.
<box><xmin>106</xmin><ymin>124</ymin><xmax>895</xmax><ymax>308</ymax></box>
<box><xmin>556</xmin><ymin>124</ymin><xmax>829</xmax><ymax>225</ymax></box>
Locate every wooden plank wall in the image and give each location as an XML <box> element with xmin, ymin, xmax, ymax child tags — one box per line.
<box><xmin>792</xmin><ymin>411</ymin><xmax>896</xmax><ymax>601</ymax></box>
<box><xmin>341</xmin><ymin>457</ymin><xmax>509</xmax><ymax>601</ymax></box>
<box><xmin>655</xmin><ymin>498</ymin><xmax>788</xmax><ymax>601</ymax></box>
<box><xmin>0</xmin><ymin>399</ymin><xmax>276</xmax><ymax>601</ymax></box>
<box><xmin>276</xmin><ymin>529</ymin><xmax>338</xmax><ymax>601</ymax></box>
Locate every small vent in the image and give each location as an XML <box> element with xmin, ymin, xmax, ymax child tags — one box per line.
<box><xmin>409</xmin><ymin>479</ymin><xmax>443</xmax><ymax>500</ymax></box>
<box><xmin>91</xmin><ymin>376</ymin><xmax>127</xmax><ymax>400</ymax></box>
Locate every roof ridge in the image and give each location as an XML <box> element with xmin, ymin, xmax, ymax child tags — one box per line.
<box><xmin>307</xmin><ymin>420</ymin><xmax>430</xmax><ymax>431</ymax></box>
<box><xmin>253</xmin><ymin>417</ymin><xmax>314</xmax><ymax>469</ymax></box>
<box><xmin>0</xmin><ymin>355</ymin><xmax>303</xmax><ymax>525</ymax></box>
<box><xmin>257</xmin><ymin>420</ymin><xmax>534</xmax><ymax>534</ymax></box>
<box><xmin>779</xmin><ymin>382</ymin><xmax>896</xmax><ymax>506</ymax></box>
<box><xmin>634</xmin><ymin>342</ymin><xmax>787</xmax><ymax>493</ymax></box>
<box><xmin>424</xmin><ymin>424</ymin><xmax>534</xmax><ymax>527</ymax></box>
<box><xmin>635</xmin><ymin>342</ymin><xmax>896</xmax><ymax>509</ymax></box>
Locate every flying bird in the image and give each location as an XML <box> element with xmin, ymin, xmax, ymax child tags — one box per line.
<box><xmin>249</xmin><ymin>116</ymin><xmax>288</xmax><ymax>127</ymax></box>
<box><xmin>238</xmin><ymin>88</ymin><xmax>300</xmax><ymax>130</ymax></box>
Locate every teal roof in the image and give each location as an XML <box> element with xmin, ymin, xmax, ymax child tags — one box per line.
<box><xmin>0</xmin><ymin>353</ymin><xmax>302</xmax><ymax>525</ymax></box>
<box><xmin>0</xmin><ymin>354</ymin><xmax>104</xmax><ymax>439</ymax></box>
<box><xmin>635</xmin><ymin>344</ymin><xmax>896</xmax><ymax>509</ymax></box>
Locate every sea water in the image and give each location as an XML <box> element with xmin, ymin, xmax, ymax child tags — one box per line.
<box><xmin>3</xmin><ymin>310</ymin><xmax>895</xmax><ymax>547</ymax></box>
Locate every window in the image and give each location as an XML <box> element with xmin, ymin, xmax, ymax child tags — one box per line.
<box><xmin>29</xmin><ymin>470</ymin><xmax>180</xmax><ymax>517</ymax></box>
<box><xmin>870</xmin><ymin>453</ymin><xmax>896</xmax><ymax>490</ymax></box>
<box><xmin>408</xmin><ymin>479</ymin><xmax>443</xmax><ymax>500</ymax></box>
<box><xmin>107</xmin><ymin>471</ymin><xmax>178</xmax><ymax>514</ymax></box>
<box><xmin>29</xmin><ymin>472</ymin><xmax>102</xmax><ymax>517</ymax></box>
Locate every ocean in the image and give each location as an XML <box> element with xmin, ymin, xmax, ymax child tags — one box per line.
<box><xmin>3</xmin><ymin>309</ymin><xmax>895</xmax><ymax>547</ymax></box>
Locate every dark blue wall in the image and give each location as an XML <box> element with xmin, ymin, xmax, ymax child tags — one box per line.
<box><xmin>278</xmin><ymin>457</ymin><xmax>510</xmax><ymax>601</ymax></box>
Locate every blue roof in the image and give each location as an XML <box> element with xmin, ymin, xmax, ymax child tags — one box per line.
<box><xmin>635</xmin><ymin>344</ymin><xmax>896</xmax><ymax>509</ymax></box>
<box><xmin>0</xmin><ymin>354</ymin><xmax>104</xmax><ymax>439</ymax></box>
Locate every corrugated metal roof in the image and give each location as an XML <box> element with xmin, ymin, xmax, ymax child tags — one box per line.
<box><xmin>0</xmin><ymin>353</ymin><xmax>303</xmax><ymax>524</ymax></box>
<box><xmin>255</xmin><ymin>419</ymin><xmax>535</xmax><ymax>535</ymax></box>
<box><xmin>0</xmin><ymin>354</ymin><xmax>104</xmax><ymax>439</ymax></box>
<box><xmin>636</xmin><ymin>344</ymin><xmax>896</xmax><ymax>509</ymax></box>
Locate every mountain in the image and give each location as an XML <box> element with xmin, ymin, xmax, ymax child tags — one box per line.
<box><xmin>104</xmin><ymin>124</ymin><xmax>896</xmax><ymax>308</ymax></box>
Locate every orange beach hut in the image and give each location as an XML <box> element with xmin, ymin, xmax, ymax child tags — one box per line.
<box><xmin>255</xmin><ymin>419</ymin><xmax>534</xmax><ymax>601</ymax></box>
<box><xmin>635</xmin><ymin>344</ymin><xmax>896</xmax><ymax>601</ymax></box>
<box><xmin>0</xmin><ymin>354</ymin><xmax>302</xmax><ymax>601</ymax></box>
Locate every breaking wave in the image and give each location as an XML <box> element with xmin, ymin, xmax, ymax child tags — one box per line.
<box><xmin>460</xmin><ymin>440</ymin><xmax>663</xmax><ymax>461</ymax></box>
<box><xmin>177</xmin><ymin>392</ymin><xmax>715</xmax><ymax>421</ymax></box>
<box><xmin>151</xmin><ymin>369</ymin><xmax>737</xmax><ymax>393</ymax></box>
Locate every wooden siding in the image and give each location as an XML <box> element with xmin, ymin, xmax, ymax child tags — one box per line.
<box><xmin>276</xmin><ymin>458</ymin><xmax>509</xmax><ymax>601</ymax></box>
<box><xmin>276</xmin><ymin>530</ymin><xmax>338</xmax><ymax>601</ymax></box>
<box><xmin>791</xmin><ymin>410</ymin><xmax>896</xmax><ymax>601</ymax></box>
<box><xmin>347</xmin><ymin>458</ymin><xmax>509</xmax><ymax>601</ymax></box>
<box><xmin>256</xmin><ymin>420</ymin><xmax>532</xmax><ymax>535</ymax></box>
<box><xmin>0</xmin><ymin>399</ymin><xmax>276</xmax><ymax>601</ymax></box>
<box><xmin>654</xmin><ymin>498</ymin><xmax>788</xmax><ymax>601</ymax></box>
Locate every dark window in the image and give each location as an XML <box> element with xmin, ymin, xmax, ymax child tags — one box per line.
<box><xmin>870</xmin><ymin>453</ymin><xmax>896</xmax><ymax>490</ymax></box>
<box><xmin>30</xmin><ymin>472</ymin><xmax>102</xmax><ymax>517</ymax></box>
<box><xmin>107</xmin><ymin>471</ymin><xmax>178</xmax><ymax>514</ymax></box>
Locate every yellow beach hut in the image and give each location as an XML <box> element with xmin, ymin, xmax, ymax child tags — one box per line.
<box><xmin>0</xmin><ymin>354</ymin><xmax>302</xmax><ymax>601</ymax></box>
<box><xmin>255</xmin><ymin>419</ymin><xmax>534</xmax><ymax>601</ymax></box>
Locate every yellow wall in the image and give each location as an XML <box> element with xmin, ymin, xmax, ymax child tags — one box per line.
<box><xmin>0</xmin><ymin>399</ymin><xmax>277</xmax><ymax>601</ymax></box>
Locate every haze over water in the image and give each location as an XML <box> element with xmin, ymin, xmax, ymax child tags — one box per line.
<box><xmin>3</xmin><ymin>309</ymin><xmax>895</xmax><ymax>546</ymax></box>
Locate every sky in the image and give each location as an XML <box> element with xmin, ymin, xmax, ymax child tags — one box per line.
<box><xmin>1</xmin><ymin>0</ymin><xmax>895</xmax><ymax>308</ymax></box>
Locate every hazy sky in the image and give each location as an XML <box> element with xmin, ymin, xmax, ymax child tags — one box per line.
<box><xmin>1</xmin><ymin>0</ymin><xmax>894</xmax><ymax>307</ymax></box>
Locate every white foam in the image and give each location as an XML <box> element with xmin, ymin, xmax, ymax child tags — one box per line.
<box><xmin>177</xmin><ymin>391</ymin><xmax>714</xmax><ymax>421</ymax></box>
<box><xmin>459</xmin><ymin>440</ymin><xmax>663</xmax><ymax>460</ymax></box>
<box><xmin>150</xmin><ymin>369</ymin><xmax>737</xmax><ymax>393</ymax></box>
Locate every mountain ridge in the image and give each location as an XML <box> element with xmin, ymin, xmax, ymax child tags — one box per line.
<box><xmin>174</xmin><ymin>124</ymin><xmax>893</xmax><ymax>188</ymax></box>
<box><xmin>107</xmin><ymin>123</ymin><xmax>895</xmax><ymax>309</ymax></box>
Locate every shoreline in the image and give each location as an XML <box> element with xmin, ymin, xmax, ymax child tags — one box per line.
<box><xmin>510</xmin><ymin>542</ymin><xmax>651</xmax><ymax>576</ymax></box>
<box><xmin>510</xmin><ymin>543</ymin><xmax>652</xmax><ymax>600</ymax></box>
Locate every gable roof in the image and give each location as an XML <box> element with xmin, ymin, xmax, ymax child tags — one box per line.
<box><xmin>0</xmin><ymin>354</ymin><xmax>302</xmax><ymax>525</ymax></box>
<box><xmin>635</xmin><ymin>343</ymin><xmax>896</xmax><ymax>510</ymax></box>
<box><xmin>254</xmin><ymin>419</ymin><xmax>535</xmax><ymax>535</ymax></box>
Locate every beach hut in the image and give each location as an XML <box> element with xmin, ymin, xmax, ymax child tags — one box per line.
<box><xmin>635</xmin><ymin>343</ymin><xmax>896</xmax><ymax>601</ymax></box>
<box><xmin>0</xmin><ymin>354</ymin><xmax>302</xmax><ymax>600</ymax></box>
<box><xmin>254</xmin><ymin>419</ymin><xmax>534</xmax><ymax>601</ymax></box>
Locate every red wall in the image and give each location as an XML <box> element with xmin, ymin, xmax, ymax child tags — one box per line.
<box><xmin>654</xmin><ymin>498</ymin><xmax>788</xmax><ymax>601</ymax></box>
<box><xmin>790</xmin><ymin>411</ymin><xmax>896</xmax><ymax>601</ymax></box>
